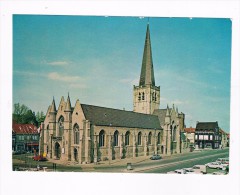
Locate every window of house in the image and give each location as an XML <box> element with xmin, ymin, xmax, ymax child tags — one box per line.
<box><xmin>138</xmin><ymin>132</ymin><xmax>142</xmax><ymax>145</ymax></box>
<box><xmin>125</xmin><ymin>131</ymin><xmax>130</xmax><ymax>146</ymax></box>
<box><xmin>113</xmin><ymin>131</ymin><xmax>119</xmax><ymax>146</ymax></box>
<box><xmin>74</xmin><ymin>124</ymin><xmax>80</xmax><ymax>144</ymax></box>
<box><xmin>99</xmin><ymin>130</ymin><xmax>105</xmax><ymax>147</ymax></box>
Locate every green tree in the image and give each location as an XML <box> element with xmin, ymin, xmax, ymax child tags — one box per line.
<box><xmin>12</xmin><ymin>103</ymin><xmax>40</xmax><ymax>126</ymax></box>
<box><xmin>36</xmin><ymin>111</ymin><xmax>46</xmax><ymax>126</ymax></box>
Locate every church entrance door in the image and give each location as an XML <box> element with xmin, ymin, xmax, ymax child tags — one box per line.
<box><xmin>55</xmin><ymin>142</ymin><xmax>61</xmax><ymax>159</ymax></box>
<box><xmin>74</xmin><ymin>148</ymin><xmax>78</xmax><ymax>162</ymax></box>
<box><xmin>161</xmin><ymin>146</ymin><xmax>164</xmax><ymax>154</ymax></box>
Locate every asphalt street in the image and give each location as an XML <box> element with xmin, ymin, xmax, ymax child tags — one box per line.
<box><xmin>12</xmin><ymin>148</ymin><xmax>229</xmax><ymax>173</ymax></box>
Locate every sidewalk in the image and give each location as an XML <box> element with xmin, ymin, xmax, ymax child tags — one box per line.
<box><xmin>47</xmin><ymin>150</ymin><xmax>199</xmax><ymax>169</ymax></box>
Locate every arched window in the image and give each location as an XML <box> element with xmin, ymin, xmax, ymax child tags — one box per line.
<box><xmin>58</xmin><ymin>116</ymin><xmax>64</xmax><ymax>137</ymax></box>
<box><xmin>125</xmin><ymin>131</ymin><xmax>130</xmax><ymax>146</ymax></box>
<box><xmin>138</xmin><ymin>132</ymin><xmax>142</xmax><ymax>145</ymax></box>
<box><xmin>46</xmin><ymin>125</ymin><xmax>49</xmax><ymax>142</ymax></box>
<box><xmin>73</xmin><ymin>124</ymin><xmax>79</xmax><ymax>144</ymax></box>
<box><xmin>157</xmin><ymin>132</ymin><xmax>161</xmax><ymax>144</ymax></box>
<box><xmin>138</xmin><ymin>93</ymin><xmax>141</xmax><ymax>101</ymax></box>
<box><xmin>99</xmin><ymin>130</ymin><xmax>105</xmax><ymax>147</ymax></box>
<box><xmin>155</xmin><ymin>93</ymin><xmax>157</xmax><ymax>101</ymax></box>
<box><xmin>113</xmin><ymin>130</ymin><xmax>119</xmax><ymax>146</ymax></box>
<box><xmin>152</xmin><ymin>92</ymin><xmax>155</xmax><ymax>101</ymax></box>
<box><xmin>142</xmin><ymin>92</ymin><xmax>145</xmax><ymax>100</ymax></box>
<box><xmin>148</xmin><ymin>132</ymin><xmax>152</xmax><ymax>145</ymax></box>
<box><xmin>173</xmin><ymin>126</ymin><xmax>177</xmax><ymax>141</ymax></box>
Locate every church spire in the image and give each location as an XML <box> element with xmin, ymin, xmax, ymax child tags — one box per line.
<box><xmin>50</xmin><ymin>96</ymin><xmax>57</xmax><ymax>113</ymax></box>
<box><xmin>65</xmin><ymin>93</ymin><xmax>72</xmax><ymax>112</ymax></box>
<box><xmin>139</xmin><ymin>23</ymin><xmax>155</xmax><ymax>86</ymax></box>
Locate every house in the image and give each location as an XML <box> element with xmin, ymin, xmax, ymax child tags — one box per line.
<box><xmin>184</xmin><ymin>127</ymin><xmax>195</xmax><ymax>144</ymax></box>
<box><xmin>12</xmin><ymin>123</ymin><xmax>40</xmax><ymax>152</ymax></box>
<box><xmin>194</xmin><ymin>121</ymin><xmax>221</xmax><ymax>149</ymax></box>
<box><xmin>219</xmin><ymin>129</ymin><xmax>229</xmax><ymax>148</ymax></box>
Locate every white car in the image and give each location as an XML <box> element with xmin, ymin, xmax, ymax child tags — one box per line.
<box><xmin>212</xmin><ymin>171</ymin><xmax>226</xmax><ymax>175</ymax></box>
<box><xmin>205</xmin><ymin>162</ymin><xmax>224</xmax><ymax>169</ymax></box>
<box><xmin>183</xmin><ymin>168</ymin><xmax>195</xmax><ymax>174</ymax></box>
<box><xmin>167</xmin><ymin>169</ymin><xmax>186</xmax><ymax>174</ymax></box>
<box><xmin>192</xmin><ymin>165</ymin><xmax>206</xmax><ymax>174</ymax></box>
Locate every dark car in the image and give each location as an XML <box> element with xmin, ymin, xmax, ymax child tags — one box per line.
<box><xmin>13</xmin><ymin>150</ymin><xmax>26</xmax><ymax>155</ymax></box>
<box><xmin>150</xmin><ymin>154</ymin><xmax>162</xmax><ymax>160</ymax></box>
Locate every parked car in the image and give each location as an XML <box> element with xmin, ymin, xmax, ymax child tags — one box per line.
<box><xmin>32</xmin><ymin>155</ymin><xmax>47</xmax><ymax>161</ymax></box>
<box><xmin>150</xmin><ymin>154</ymin><xmax>162</xmax><ymax>160</ymax></box>
<box><xmin>216</xmin><ymin>158</ymin><xmax>229</xmax><ymax>164</ymax></box>
<box><xmin>205</xmin><ymin>162</ymin><xmax>224</xmax><ymax>169</ymax></box>
<box><xmin>192</xmin><ymin>165</ymin><xmax>206</xmax><ymax>174</ymax></box>
<box><xmin>183</xmin><ymin>168</ymin><xmax>195</xmax><ymax>174</ymax></box>
<box><xmin>167</xmin><ymin>169</ymin><xmax>186</xmax><ymax>174</ymax></box>
<box><xmin>212</xmin><ymin>170</ymin><xmax>226</xmax><ymax>175</ymax></box>
<box><xmin>13</xmin><ymin>150</ymin><xmax>26</xmax><ymax>155</ymax></box>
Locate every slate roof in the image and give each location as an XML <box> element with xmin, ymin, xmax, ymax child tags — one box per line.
<box><xmin>81</xmin><ymin>104</ymin><xmax>162</xmax><ymax>130</ymax></box>
<box><xmin>152</xmin><ymin>109</ymin><xmax>169</xmax><ymax>127</ymax></box>
<box><xmin>12</xmin><ymin>123</ymin><xmax>38</xmax><ymax>134</ymax></box>
<box><xmin>195</xmin><ymin>122</ymin><xmax>219</xmax><ymax>132</ymax></box>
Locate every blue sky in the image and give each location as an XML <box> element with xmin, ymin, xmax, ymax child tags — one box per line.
<box><xmin>13</xmin><ymin>15</ymin><xmax>231</xmax><ymax>131</ymax></box>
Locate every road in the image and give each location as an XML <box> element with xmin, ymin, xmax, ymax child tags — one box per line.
<box><xmin>136</xmin><ymin>149</ymin><xmax>229</xmax><ymax>173</ymax></box>
<box><xmin>12</xmin><ymin>148</ymin><xmax>229</xmax><ymax>173</ymax></box>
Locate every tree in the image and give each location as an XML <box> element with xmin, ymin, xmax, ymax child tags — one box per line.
<box><xmin>36</xmin><ymin>111</ymin><xmax>46</xmax><ymax>126</ymax></box>
<box><xmin>12</xmin><ymin>103</ymin><xmax>41</xmax><ymax>127</ymax></box>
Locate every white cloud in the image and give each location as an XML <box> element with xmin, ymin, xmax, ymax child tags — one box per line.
<box><xmin>46</xmin><ymin>60</ymin><xmax>70</xmax><ymax>66</ymax></box>
<box><xmin>14</xmin><ymin>70</ymin><xmax>44</xmax><ymax>77</ymax></box>
<box><xmin>47</xmin><ymin>72</ymin><xmax>82</xmax><ymax>82</ymax></box>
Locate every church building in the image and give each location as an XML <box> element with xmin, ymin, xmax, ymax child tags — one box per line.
<box><xmin>40</xmin><ymin>23</ymin><xmax>185</xmax><ymax>164</ymax></box>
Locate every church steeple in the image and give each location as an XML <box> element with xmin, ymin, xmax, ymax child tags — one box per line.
<box><xmin>133</xmin><ymin>23</ymin><xmax>160</xmax><ymax>115</ymax></box>
<box><xmin>139</xmin><ymin>23</ymin><xmax>155</xmax><ymax>86</ymax></box>
<box><xmin>50</xmin><ymin>97</ymin><xmax>57</xmax><ymax>113</ymax></box>
<box><xmin>65</xmin><ymin>93</ymin><xmax>72</xmax><ymax>112</ymax></box>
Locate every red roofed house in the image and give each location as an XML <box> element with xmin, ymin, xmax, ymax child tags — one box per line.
<box><xmin>12</xmin><ymin>123</ymin><xmax>40</xmax><ymax>152</ymax></box>
<box><xmin>184</xmin><ymin>127</ymin><xmax>195</xmax><ymax>144</ymax></box>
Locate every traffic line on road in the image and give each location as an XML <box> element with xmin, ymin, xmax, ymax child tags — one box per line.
<box><xmin>134</xmin><ymin>151</ymin><xmax>228</xmax><ymax>173</ymax></box>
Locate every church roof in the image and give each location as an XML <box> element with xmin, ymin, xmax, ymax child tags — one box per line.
<box><xmin>81</xmin><ymin>104</ymin><xmax>162</xmax><ymax>130</ymax></box>
<box><xmin>152</xmin><ymin>109</ymin><xmax>172</xmax><ymax>127</ymax></box>
<box><xmin>139</xmin><ymin>23</ymin><xmax>155</xmax><ymax>86</ymax></box>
